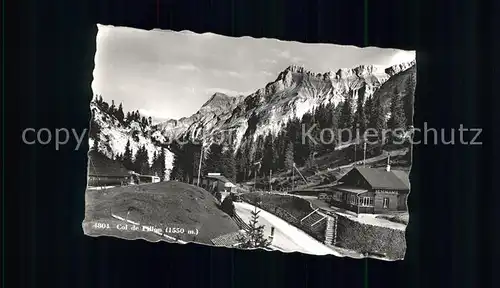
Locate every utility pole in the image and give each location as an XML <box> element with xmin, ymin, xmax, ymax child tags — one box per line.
<box><xmin>354</xmin><ymin>142</ymin><xmax>357</xmax><ymax>165</ymax></box>
<box><xmin>269</xmin><ymin>170</ymin><xmax>272</xmax><ymax>192</ymax></box>
<box><xmin>197</xmin><ymin>145</ymin><xmax>204</xmax><ymax>186</ymax></box>
<box><xmin>253</xmin><ymin>162</ymin><xmax>260</xmax><ymax>192</ymax></box>
<box><xmin>292</xmin><ymin>163</ymin><xmax>295</xmax><ymax>192</ymax></box>
<box><xmin>254</xmin><ymin>169</ymin><xmax>257</xmax><ymax>191</ymax></box>
<box><xmin>363</xmin><ymin>141</ymin><xmax>367</xmax><ymax>167</ymax></box>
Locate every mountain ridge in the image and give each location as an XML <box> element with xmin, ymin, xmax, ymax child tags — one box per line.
<box><xmin>156</xmin><ymin>60</ymin><xmax>416</xmax><ymax>146</ymax></box>
<box><xmin>89</xmin><ymin>59</ymin><xmax>416</xmax><ymax>181</ymax></box>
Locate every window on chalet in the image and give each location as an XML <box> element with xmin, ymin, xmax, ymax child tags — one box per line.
<box><xmin>383</xmin><ymin>198</ymin><xmax>390</xmax><ymax>208</ymax></box>
<box><xmin>359</xmin><ymin>197</ymin><xmax>374</xmax><ymax>207</ymax></box>
<box><xmin>332</xmin><ymin>192</ymin><xmax>342</xmax><ymax>201</ymax></box>
<box><xmin>349</xmin><ymin>195</ymin><xmax>358</xmax><ymax>205</ymax></box>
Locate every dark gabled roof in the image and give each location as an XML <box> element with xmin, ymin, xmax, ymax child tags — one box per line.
<box><xmin>205</xmin><ymin>174</ymin><xmax>232</xmax><ymax>183</ymax></box>
<box><xmin>346</xmin><ymin>167</ymin><xmax>410</xmax><ymax>191</ymax></box>
<box><xmin>391</xmin><ymin>170</ymin><xmax>410</xmax><ymax>188</ymax></box>
<box><xmin>210</xmin><ymin>231</ymin><xmax>244</xmax><ymax>247</ymax></box>
<box><xmin>87</xmin><ymin>150</ymin><xmax>131</xmax><ymax>177</ymax></box>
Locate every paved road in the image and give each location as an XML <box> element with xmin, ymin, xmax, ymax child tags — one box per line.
<box><xmin>234</xmin><ymin>202</ymin><xmax>340</xmax><ymax>256</ymax></box>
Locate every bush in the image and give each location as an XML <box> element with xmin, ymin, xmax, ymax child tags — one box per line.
<box><xmin>221</xmin><ymin>196</ymin><xmax>235</xmax><ymax>217</ymax></box>
<box><xmin>215</xmin><ymin>192</ymin><xmax>222</xmax><ymax>202</ymax></box>
<box><xmin>335</xmin><ymin>214</ymin><xmax>406</xmax><ymax>259</ymax></box>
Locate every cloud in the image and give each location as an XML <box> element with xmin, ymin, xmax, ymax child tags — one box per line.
<box><xmin>183</xmin><ymin>86</ymin><xmax>197</xmax><ymax>94</ymax></box>
<box><xmin>261</xmin><ymin>59</ymin><xmax>277</xmax><ymax>64</ymax></box>
<box><xmin>390</xmin><ymin>51</ymin><xmax>416</xmax><ymax>65</ymax></box>
<box><xmin>272</xmin><ymin>49</ymin><xmax>303</xmax><ymax>64</ymax></box>
<box><xmin>177</xmin><ymin>63</ymin><xmax>201</xmax><ymax>71</ymax></box>
<box><xmin>261</xmin><ymin>71</ymin><xmax>275</xmax><ymax>77</ymax></box>
<box><xmin>277</xmin><ymin>50</ymin><xmax>291</xmax><ymax>58</ymax></box>
<box><xmin>211</xmin><ymin>69</ymin><xmax>244</xmax><ymax>78</ymax></box>
<box><xmin>228</xmin><ymin>71</ymin><xmax>244</xmax><ymax>78</ymax></box>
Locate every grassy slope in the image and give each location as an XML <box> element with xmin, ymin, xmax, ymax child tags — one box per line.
<box><xmin>250</xmin><ymin>144</ymin><xmax>410</xmax><ymax>191</ymax></box>
<box><xmin>84</xmin><ymin>181</ymin><xmax>240</xmax><ymax>244</ymax></box>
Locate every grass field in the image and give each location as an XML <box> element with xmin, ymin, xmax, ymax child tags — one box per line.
<box><xmin>83</xmin><ymin>181</ymin><xmax>240</xmax><ymax>244</ymax></box>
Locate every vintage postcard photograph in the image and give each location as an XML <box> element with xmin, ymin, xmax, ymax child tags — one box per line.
<box><xmin>83</xmin><ymin>24</ymin><xmax>416</xmax><ymax>261</ymax></box>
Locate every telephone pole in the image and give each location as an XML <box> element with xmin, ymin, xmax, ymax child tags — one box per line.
<box><xmin>363</xmin><ymin>141</ymin><xmax>367</xmax><ymax>167</ymax></box>
<box><xmin>269</xmin><ymin>170</ymin><xmax>272</xmax><ymax>192</ymax></box>
<box><xmin>253</xmin><ymin>162</ymin><xmax>260</xmax><ymax>191</ymax></box>
<box><xmin>354</xmin><ymin>142</ymin><xmax>357</xmax><ymax>165</ymax></box>
<box><xmin>197</xmin><ymin>145</ymin><xmax>204</xmax><ymax>186</ymax></box>
<box><xmin>254</xmin><ymin>169</ymin><xmax>257</xmax><ymax>191</ymax></box>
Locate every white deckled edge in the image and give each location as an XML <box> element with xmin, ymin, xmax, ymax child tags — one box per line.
<box><xmin>111</xmin><ymin>214</ymin><xmax>126</xmax><ymax>221</ymax></box>
<box><xmin>126</xmin><ymin>219</ymin><xmax>140</xmax><ymax>225</ymax></box>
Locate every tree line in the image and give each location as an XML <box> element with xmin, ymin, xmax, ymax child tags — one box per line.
<box><xmin>90</xmin><ymin>95</ymin><xmax>167</xmax><ymax>180</ymax></box>
<box><xmin>93</xmin><ymin>95</ymin><xmax>153</xmax><ymax>129</ymax></box>
<box><xmin>112</xmin><ymin>140</ymin><xmax>168</xmax><ymax>181</ymax></box>
<box><xmin>170</xmin><ymin>90</ymin><xmax>411</xmax><ymax>186</ymax></box>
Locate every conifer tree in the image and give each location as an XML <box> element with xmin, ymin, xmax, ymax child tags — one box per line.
<box><xmin>141</xmin><ymin>116</ymin><xmax>148</xmax><ymax>128</ymax></box>
<box><xmin>109</xmin><ymin>100</ymin><xmax>116</xmax><ymax>116</ymax></box>
<box><xmin>368</xmin><ymin>98</ymin><xmax>387</xmax><ymax>143</ymax></box>
<box><xmin>125</xmin><ymin>112</ymin><xmax>131</xmax><ymax>125</ymax></box>
<box><xmin>159</xmin><ymin>148</ymin><xmax>166</xmax><ymax>181</ymax></box>
<box><xmin>123</xmin><ymin>140</ymin><xmax>133</xmax><ymax>170</ymax></box>
<box><xmin>354</xmin><ymin>92</ymin><xmax>367</xmax><ymax>135</ymax></box>
<box><xmin>222</xmin><ymin>145</ymin><xmax>237</xmax><ymax>182</ymax></box>
<box><xmin>133</xmin><ymin>146</ymin><xmax>150</xmax><ymax>174</ymax></box>
<box><xmin>236</xmin><ymin>141</ymin><xmax>251</xmax><ymax>182</ymax></box>
<box><xmin>273</xmin><ymin>133</ymin><xmax>285</xmax><ymax>171</ymax></box>
<box><xmin>116</xmin><ymin>103</ymin><xmax>125</xmax><ymax>123</ymax></box>
<box><xmin>365</xmin><ymin>96</ymin><xmax>374</xmax><ymax>129</ymax></box>
<box><xmin>284</xmin><ymin>141</ymin><xmax>295</xmax><ymax>172</ymax></box>
<box><xmin>387</xmin><ymin>95</ymin><xmax>407</xmax><ymax>131</ymax></box>
<box><xmin>92</xmin><ymin>136</ymin><xmax>99</xmax><ymax>151</ymax></box>
<box><xmin>205</xmin><ymin>143</ymin><xmax>223</xmax><ymax>174</ymax></box>
<box><xmin>261</xmin><ymin>134</ymin><xmax>275</xmax><ymax>175</ymax></box>
<box><xmin>339</xmin><ymin>95</ymin><xmax>354</xmax><ymax>142</ymax></box>
<box><xmin>236</xmin><ymin>207</ymin><xmax>271</xmax><ymax>249</ymax></box>
<box><xmin>220</xmin><ymin>195</ymin><xmax>235</xmax><ymax>216</ymax></box>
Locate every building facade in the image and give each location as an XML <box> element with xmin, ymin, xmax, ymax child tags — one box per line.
<box><xmin>87</xmin><ymin>150</ymin><xmax>132</xmax><ymax>187</ymax></box>
<box><xmin>328</xmin><ymin>166</ymin><xmax>410</xmax><ymax>214</ymax></box>
<box><xmin>195</xmin><ymin>173</ymin><xmax>236</xmax><ymax>193</ymax></box>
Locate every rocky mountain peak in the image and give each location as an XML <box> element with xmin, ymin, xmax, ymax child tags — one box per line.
<box><xmin>385</xmin><ymin>60</ymin><xmax>416</xmax><ymax>76</ymax></box>
<box><xmin>202</xmin><ymin>92</ymin><xmax>232</xmax><ymax>107</ymax></box>
<box><xmin>199</xmin><ymin>92</ymin><xmax>241</xmax><ymax>113</ymax></box>
<box><xmin>334</xmin><ymin>64</ymin><xmax>384</xmax><ymax>80</ymax></box>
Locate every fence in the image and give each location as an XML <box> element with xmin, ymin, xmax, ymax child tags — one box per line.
<box><xmin>232</xmin><ymin>214</ymin><xmax>250</xmax><ymax>231</ymax></box>
<box><xmin>241</xmin><ymin>193</ymin><xmax>326</xmax><ymax>242</ymax></box>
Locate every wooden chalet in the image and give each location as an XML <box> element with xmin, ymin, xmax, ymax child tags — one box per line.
<box><xmin>87</xmin><ymin>150</ymin><xmax>132</xmax><ymax>187</ymax></box>
<box><xmin>195</xmin><ymin>173</ymin><xmax>237</xmax><ymax>193</ymax></box>
<box><xmin>328</xmin><ymin>165</ymin><xmax>410</xmax><ymax>214</ymax></box>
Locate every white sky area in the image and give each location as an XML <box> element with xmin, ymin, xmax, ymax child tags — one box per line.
<box><xmin>92</xmin><ymin>24</ymin><xmax>415</xmax><ymax>121</ymax></box>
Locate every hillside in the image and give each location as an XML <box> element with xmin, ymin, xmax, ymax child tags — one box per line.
<box><xmin>83</xmin><ymin>181</ymin><xmax>240</xmax><ymax>244</ymax></box>
<box><xmin>88</xmin><ymin>59</ymin><xmax>415</xmax><ymax>185</ymax></box>
<box><xmin>89</xmin><ymin>98</ymin><xmax>175</xmax><ymax>179</ymax></box>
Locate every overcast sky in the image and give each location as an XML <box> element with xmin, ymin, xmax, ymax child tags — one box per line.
<box><xmin>92</xmin><ymin>24</ymin><xmax>415</xmax><ymax>121</ymax></box>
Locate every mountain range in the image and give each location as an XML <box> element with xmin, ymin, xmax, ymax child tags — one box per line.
<box><xmin>89</xmin><ymin>59</ymin><xmax>416</xmax><ymax>180</ymax></box>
